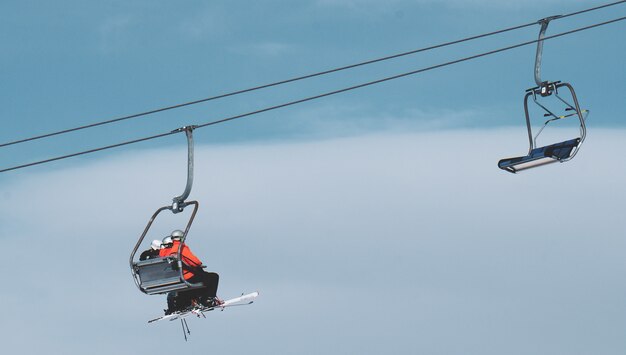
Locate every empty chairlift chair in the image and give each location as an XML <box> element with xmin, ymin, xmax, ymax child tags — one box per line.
<box><xmin>498</xmin><ymin>81</ymin><xmax>588</xmax><ymax>173</ymax></box>
<box><xmin>498</xmin><ymin>16</ymin><xmax>588</xmax><ymax>173</ymax></box>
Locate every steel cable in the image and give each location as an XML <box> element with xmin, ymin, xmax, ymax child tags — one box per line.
<box><xmin>1</xmin><ymin>15</ymin><xmax>624</xmax><ymax>174</ymax></box>
<box><xmin>1</xmin><ymin>0</ymin><xmax>624</xmax><ymax>149</ymax></box>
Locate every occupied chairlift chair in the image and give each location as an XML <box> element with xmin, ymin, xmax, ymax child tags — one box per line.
<box><xmin>129</xmin><ymin>126</ymin><xmax>206</xmax><ymax>295</ymax></box>
<box><xmin>498</xmin><ymin>16</ymin><xmax>588</xmax><ymax>173</ymax></box>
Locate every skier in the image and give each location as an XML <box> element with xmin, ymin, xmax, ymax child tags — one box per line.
<box><xmin>160</xmin><ymin>230</ymin><xmax>221</xmax><ymax>313</ymax></box>
<box><xmin>139</xmin><ymin>239</ymin><xmax>162</xmax><ymax>261</ymax></box>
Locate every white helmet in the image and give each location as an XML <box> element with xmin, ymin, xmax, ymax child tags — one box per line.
<box><xmin>162</xmin><ymin>236</ymin><xmax>173</xmax><ymax>246</ymax></box>
<box><xmin>150</xmin><ymin>239</ymin><xmax>162</xmax><ymax>250</ymax></box>
<box><xmin>170</xmin><ymin>229</ymin><xmax>184</xmax><ymax>240</ymax></box>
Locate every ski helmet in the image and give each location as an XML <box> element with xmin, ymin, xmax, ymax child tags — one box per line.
<box><xmin>170</xmin><ymin>229</ymin><xmax>184</xmax><ymax>240</ymax></box>
<box><xmin>162</xmin><ymin>236</ymin><xmax>173</xmax><ymax>246</ymax></box>
<box><xmin>150</xmin><ymin>239</ymin><xmax>162</xmax><ymax>250</ymax></box>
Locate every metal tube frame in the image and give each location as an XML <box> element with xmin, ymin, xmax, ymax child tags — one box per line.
<box><xmin>129</xmin><ymin>201</ymin><xmax>202</xmax><ymax>294</ymax></box>
<box><xmin>171</xmin><ymin>126</ymin><xmax>197</xmax><ymax>213</ymax></box>
<box><xmin>523</xmin><ymin>82</ymin><xmax>587</xmax><ymax>160</ymax></box>
<box><xmin>534</xmin><ymin>15</ymin><xmax>562</xmax><ymax>87</ymax></box>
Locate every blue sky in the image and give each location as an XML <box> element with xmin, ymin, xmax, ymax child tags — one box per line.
<box><xmin>1</xmin><ymin>1</ymin><xmax>625</xmax><ymax>354</ymax></box>
<box><xmin>1</xmin><ymin>0</ymin><xmax>624</xmax><ymax>172</ymax></box>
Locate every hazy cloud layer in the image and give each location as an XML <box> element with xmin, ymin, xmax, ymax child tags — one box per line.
<box><xmin>1</xmin><ymin>129</ymin><xmax>625</xmax><ymax>354</ymax></box>
<box><xmin>288</xmin><ymin>103</ymin><xmax>495</xmax><ymax>134</ymax></box>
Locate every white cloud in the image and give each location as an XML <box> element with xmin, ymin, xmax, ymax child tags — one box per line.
<box><xmin>1</xmin><ymin>128</ymin><xmax>625</xmax><ymax>354</ymax></box>
<box><xmin>287</xmin><ymin>103</ymin><xmax>496</xmax><ymax>135</ymax></box>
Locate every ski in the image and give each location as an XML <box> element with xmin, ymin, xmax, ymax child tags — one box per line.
<box><xmin>148</xmin><ymin>291</ymin><xmax>259</xmax><ymax>323</ymax></box>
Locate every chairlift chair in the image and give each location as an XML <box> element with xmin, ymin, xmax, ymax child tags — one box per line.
<box><xmin>129</xmin><ymin>201</ymin><xmax>205</xmax><ymax>295</ymax></box>
<box><xmin>129</xmin><ymin>126</ymin><xmax>206</xmax><ymax>295</ymax></box>
<box><xmin>498</xmin><ymin>16</ymin><xmax>589</xmax><ymax>173</ymax></box>
<box><xmin>498</xmin><ymin>81</ymin><xmax>588</xmax><ymax>173</ymax></box>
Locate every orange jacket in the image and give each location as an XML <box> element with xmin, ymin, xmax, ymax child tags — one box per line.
<box><xmin>159</xmin><ymin>240</ymin><xmax>203</xmax><ymax>279</ymax></box>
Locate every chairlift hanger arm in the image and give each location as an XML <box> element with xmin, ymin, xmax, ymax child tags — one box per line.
<box><xmin>534</xmin><ymin>15</ymin><xmax>562</xmax><ymax>87</ymax></box>
<box><xmin>171</xmin><ymin>125</ymin><xmax>197</xmax><ymax>213</ymax></box>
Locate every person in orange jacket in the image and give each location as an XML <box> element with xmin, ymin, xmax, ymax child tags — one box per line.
<box><xmin>160</xmin><ymin>230</ymin><xmax>221</xmax><ymax>312</ymax></box>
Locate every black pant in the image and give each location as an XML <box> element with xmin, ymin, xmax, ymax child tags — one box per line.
<box><xmin>167</xmin><ymin>271</ymin><xmax>220</xmax><ymax>311</ymax></box>
<box><xmin>187</xmin><ymin>271</ymin><xmax>219</xmax><ymax>298</ymax></box>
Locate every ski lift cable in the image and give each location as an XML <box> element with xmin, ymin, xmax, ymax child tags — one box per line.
<box><xmin>558</xmin><ymin>0</ymin><xmax>626</xmax><ymax>19</ymax></box>
<box><xmin>0</xmin><ymin>131</ymin><xmax>178</xmax><ymax>173</ymax></box>
<box><xmin>1</xmin><ymin>0</ymin><xmax>624</xmax><ymax>149</ymax></box>
<box><xmin>0</xmin><ymin>21</ymin><xmax>533</xmax><ymax>147</ymax></box>
<box><xmin>193</xmin><ymin>16</ymin><xmax>624</xmax><ymax>129</ymax></box>
<box><xmin>0</xmin><ymin>15</ymin><xmax>624</xmax><ymax>174</ymax></box>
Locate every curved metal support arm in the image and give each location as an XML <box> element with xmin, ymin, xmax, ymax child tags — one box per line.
<box><xmin>129</xmin><ymin>201</ymin><xmax>201</xmax><ymax>293</ymax></box>
<box><xmin>172</xmin><ymin>126</ymin><xmax>197</xmax><ymax>213</ymax></box>
<box><xmin>129</xmin><ymin>205</ymin><xmax>172</xmax><ymax>293</ymax></box>
<box><xmin>559</xmin><ymin>82</ymin><xmax>587</xmax><ymax>149</ymax></box>
<box><xmin>533</xmin><ymin>110</ymin><xmax>588</xmax><ymax>148</ymax></box>
<box><xmin>174</xmin><ymin>201</ymin><xmax>203</xmax><ymax>288</ymax></box>
<box><xmin>523</xmin><ymin>91</ymin><xmax>535</xmax><ymax>153</ymax></box>
<box><xmin>522</xmin><ymin>82</ymin><xmax>587</xmax><ymax>157</ymax></box>
<box><xmin>129</xmin><ymin>205</ymin><xmax>172</xmax><ymax>269</ymax></box>
<box><xmin>534</xmin><ymin>15</ymin><xmax>562</xmax><ymax>87</ymax></box>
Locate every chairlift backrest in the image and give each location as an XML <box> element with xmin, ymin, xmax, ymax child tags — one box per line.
<box><xmin>133</xmin><ymin>256</ymin><xmax>201</xmax><ymax>295</ymax></box>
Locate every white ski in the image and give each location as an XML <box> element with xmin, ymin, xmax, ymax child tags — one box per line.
<box><xmin>148</xmin><ymin>291</ymin><xmax>259</xmax><ymax>323</ymax></box>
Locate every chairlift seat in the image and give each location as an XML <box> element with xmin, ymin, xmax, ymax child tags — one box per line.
<box><xmin>132</xmin><ymin>256</ymin><xmax>204</xmax><ymax>295</ymax></box>
<box><xmin>498</xmin><ymin>138</ymin><xmax>580</xmax><ymax>173</ymax></box>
